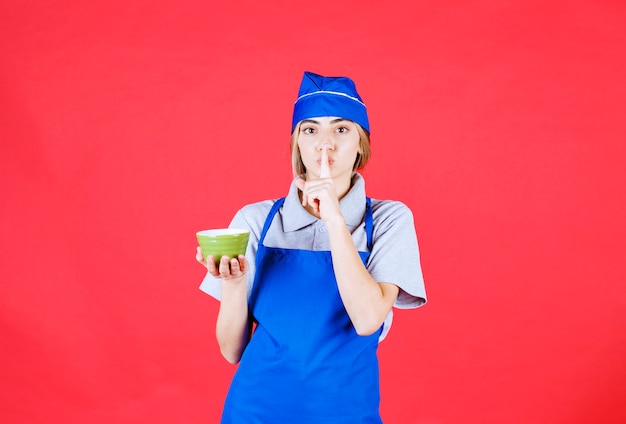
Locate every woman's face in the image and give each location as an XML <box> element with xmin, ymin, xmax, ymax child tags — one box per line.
<box><xmin>296</xmin><ymin>116</ymin><xmax>361</xmax><ymax>182</ymax></box>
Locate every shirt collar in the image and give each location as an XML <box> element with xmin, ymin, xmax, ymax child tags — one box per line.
<box><xmin>282</xmin><ymin>173</ymin><xmax>367</xmax><ymax>232</ymax></box>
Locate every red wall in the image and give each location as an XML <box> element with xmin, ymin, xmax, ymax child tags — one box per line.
<box><xmin>1</xmin><ymin>1</ymin><xmax>625</xmax><ymax>423</ymax></box>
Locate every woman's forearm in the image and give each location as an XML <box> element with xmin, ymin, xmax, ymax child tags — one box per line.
<box><xmin>215</xmin><ymin>278</ymin><xmax>250</xmax><ymax>364</ymax></box>
<box><xmin>326</xmin><ymin>217</ymin><xmax>399</xmax><ymax>336</ymax></box>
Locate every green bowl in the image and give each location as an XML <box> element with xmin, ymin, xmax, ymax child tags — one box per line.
<box><xmin>196</xmin><ymin>229</ymin><xmax>250</xmax><ymax>265</ymax></box>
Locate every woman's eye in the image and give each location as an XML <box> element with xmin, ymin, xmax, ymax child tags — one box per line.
<box><xmin>336</xmin><ymin>127</ymin><xmax>348</xmax><ymax>133</ymax></box>
<box><xmin>302</xmin><ymin>127</ymin><xmax>315</xmax><ymax>134</ymax></box>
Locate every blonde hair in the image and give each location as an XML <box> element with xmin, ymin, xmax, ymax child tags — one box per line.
<box><xmin>290</xmin><ymin>121</ymin><xmax>371</xmax><ymax>177</ymax></box>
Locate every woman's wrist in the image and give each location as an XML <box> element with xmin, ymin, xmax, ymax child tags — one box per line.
<box><xmin>324</xmin><ymin>215</ymin><xmax>347</xmax><ymax>232</ymax></box>
<box><xmin>221</xmin><ymin>274</ymin><xmax>247</xmax><ymax>295</ymax></box>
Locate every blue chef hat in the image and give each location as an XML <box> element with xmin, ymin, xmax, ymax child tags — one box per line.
<box><xmin>292</xmin><ymin>71</ymin><xmax>370</xmax><ymax>134</ymax></box>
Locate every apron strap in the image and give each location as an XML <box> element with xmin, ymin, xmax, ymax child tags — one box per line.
<box><xmin>365</xmin><ymin>197</ymin><xmax>373</xmax><ymax>251</ymax></box>
<box><xmin>259</xmin><ymin>197</ymin><xmax>285</xmax><ymax>245</ymax></box>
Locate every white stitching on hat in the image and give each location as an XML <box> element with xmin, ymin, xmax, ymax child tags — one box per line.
<box><xmin>295</xmin><ymin>90</ymin><xmax>367</xmax><ymax>107</ymax></box>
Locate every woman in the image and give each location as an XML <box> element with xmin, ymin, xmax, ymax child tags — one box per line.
<box><xmin>196</xmin><ymin>71</ymin><xmax>426</xmax><ymax>423</ymax></box>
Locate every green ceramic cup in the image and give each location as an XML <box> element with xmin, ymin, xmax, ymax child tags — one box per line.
<box><xmin>196</xmin><ymin>229</ymin><xmax>250</xmax><ymax>265</ymax></box>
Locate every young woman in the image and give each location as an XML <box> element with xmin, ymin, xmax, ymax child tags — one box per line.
<box><xmin>196</xmin><ymin>71</ymin><xmax>426</xmax><ymax>423</ymax></box>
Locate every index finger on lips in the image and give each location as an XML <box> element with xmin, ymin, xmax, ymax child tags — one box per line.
<box><xmin>320</xmin><ymin>145</ymin><xmax>331</xmax><ymax>179</ymax></box>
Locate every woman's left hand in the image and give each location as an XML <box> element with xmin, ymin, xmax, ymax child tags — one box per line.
<box><xmin>295</xmin><ymin>147</ymin><xmax>343</xmax><ymax>222</ymax></box>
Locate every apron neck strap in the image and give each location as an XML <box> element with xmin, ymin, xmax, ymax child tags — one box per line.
<box><xmin>365</xmin><ymin>197</ymin><xmax>373</xmax><ymax>251</ymax></box>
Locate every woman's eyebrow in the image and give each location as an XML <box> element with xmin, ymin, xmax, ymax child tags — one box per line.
<box><xmin>301</xmin><ymin>118</ymin><xmax>349</xmax><ymax>125</ymax></box>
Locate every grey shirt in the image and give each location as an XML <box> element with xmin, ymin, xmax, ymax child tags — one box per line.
<box><xmin>200</xmin><ymin>173</ymin><xmax>426</xmax><ymax>341</ymax></box>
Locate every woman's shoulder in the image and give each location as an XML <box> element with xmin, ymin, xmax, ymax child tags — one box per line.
<box><xmin>226</xmin><ymin>198</ymin><xmax>280</xmax><ymax>244</ymax></box>
<box><xmin>236</xmin><ymin>198</ymin><xmax>280</xmax><ymax>220</ymax></box>
<box><xmin>235</xmin><ymin>199</ymin><xmax>278</xmax><ymax>224</ymax></box>
<box><xmin>369</xmin><ymin>198</ymin><xmax>414</xmax><ymax>220</ymax></box>
<box><xmin>238</xmin><ymin>198</ymin><xmax>277</xmax><ymax>215</ymax></box>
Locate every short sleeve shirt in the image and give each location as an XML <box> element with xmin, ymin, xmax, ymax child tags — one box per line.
<box><xmin>200</xmin><ymin>173</ymin><xmax>426</xmax><ymax>341</ymax></box>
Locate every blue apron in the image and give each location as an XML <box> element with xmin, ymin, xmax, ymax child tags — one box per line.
<box><xmin>221</xmin><ymin>197</ymin><xmax>383</xmax><ymax>424</ymax></box>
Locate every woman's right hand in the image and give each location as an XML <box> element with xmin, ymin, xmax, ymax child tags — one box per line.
<box><xmin>196</xmin><ymin>247</ymin><xmax>248</xmax><ymax>281</ymax></box>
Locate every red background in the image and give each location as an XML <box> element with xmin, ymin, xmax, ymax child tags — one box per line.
<box><xmin>1</xmin><ymin>1</ymin><xmax>625</xmax><ymax>423</ymax></box>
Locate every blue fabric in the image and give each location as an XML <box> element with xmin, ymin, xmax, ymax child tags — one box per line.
<box><xmin>292</xmin><ymin>71</ymin><xmax>370</xmax><ymax>134</ymax></box>
<box><xmin>221</xmin><ymin>198</ymin><xmax>382</xmax><ymax>424</ymax></box>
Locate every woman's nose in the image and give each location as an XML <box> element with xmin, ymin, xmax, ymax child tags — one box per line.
<box><xmin>318</xmin><ymin>133</ymin><xmax>334</xmax><ymax>150</ymax></box>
